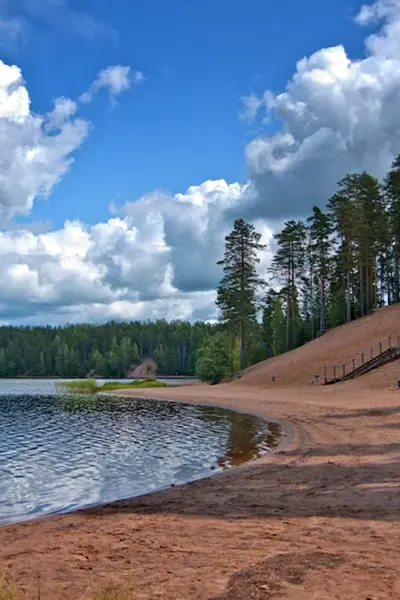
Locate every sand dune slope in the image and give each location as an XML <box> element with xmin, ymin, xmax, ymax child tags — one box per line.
<box><xmin>241</xmin><ymin>303</ymin><xmax>400</xmax><ymax>387</ymax></box>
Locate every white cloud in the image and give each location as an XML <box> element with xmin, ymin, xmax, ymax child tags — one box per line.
<box><xmin>47</xmin><ymin>97</ymin><xmax>78</xmax><ymax>128</ymax></box>
<box><xmin>133</xmin><ymin>71</ymin><xmax>145</xmax><ymax>84</ymax></box>
<box><xmin>80</xmin><ymin>65</ymin><xmax>142</xmax><ymax>104</ymax></box>
<box><xmin>0</xmin><ymin>58</ymin><xmax>138</xmax><ymax>226</ymax></box>
<box><xmin>244</xmin><ymin>0</ymin><xmax>400</xmax><ymax>218</ymax></box>
<box><xmin>0</xmin><ymin>61</ymin><xmax>30</xmax><ymax>119</ymax></box>
<box><xmin>0</xmin><ymin>15</ymin><xmax>23</xmax><ymax>42</ymax></box>
<box><xmin>0</xmin><ymin>182</ymin><xmax>274</xmax><ymax>325</ymax></box>
<box><xmin>0</xmin><ymin>59</ymin><xmax>89</xmax><ymax>224</ymax></box>
<box><xmin>0</xmin><ymin>0</ymin><xmax>117</xmax><ymax>49</ymax></box>
<box><xmin>240</xmin><ymin>93</ymin><xmax>264</xmax><ymax>122</ymax></box>
<box><xmin>355</xmin><ymin>0</ymin><xmax>399</xmax><ymax>25</ymax></box>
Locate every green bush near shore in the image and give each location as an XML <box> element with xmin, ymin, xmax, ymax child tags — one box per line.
<box><xmin>59</xmin><ymin>378</ymin><xmax>167</xmax><ymax>395</ymax></box>
<box><xmin>100</xmin><ymin>380</ymin><xmax>167</xmax><ymax>391</ymax></box>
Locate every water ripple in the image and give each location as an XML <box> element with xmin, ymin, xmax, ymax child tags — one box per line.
<box><xmin>0</xmin><ymin>392</ymin><xmax>280</xmax><ymax>524</ymax></box>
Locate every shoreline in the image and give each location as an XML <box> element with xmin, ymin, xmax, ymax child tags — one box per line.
<box><xmin>0</xmin><ymin>397</ymin><xmax>292</xmax><ymax>528</ymax></box>
<box><xmin>0</xmin><ymin>380</ymin><xmax>400</xmax><ymax>598</ymax></box>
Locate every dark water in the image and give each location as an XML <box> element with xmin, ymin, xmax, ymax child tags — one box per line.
<box><xmin>0</xmin><ymin>383</ymin><xmax>280</xmax><ymax>525</ymax></box>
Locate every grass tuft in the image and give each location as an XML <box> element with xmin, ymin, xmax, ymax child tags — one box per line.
<box><xmin>58</xmin><ymin>379</ymin><xmax>99</xmax><ymax>394</ymax></box>
<box><xmin>100</xmin><ymin>380</ymin><xmax>167</xmax><ymax>392</ymax></box>
<box><xmin>59</xmin><ymin>379</ymin><xmax>167</xmax><ymax>395</ymax></box>
<box><xmin>0</xmin><ymin>576</ymin><xmax>134</xmax><ymax>600</ymax></box>
<box><xmin>91</xmin><ymin>586</ymin><xmax>133</xmax><ymax>600</ymax></box>
<box><xmin>0</xmin><ymin>576</ymin><xmax>17</xmax><ymax>600</ymax></box>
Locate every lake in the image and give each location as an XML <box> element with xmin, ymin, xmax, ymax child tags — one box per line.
<box><xmin>0</xmin><ymin>379</ymin><xmax>280</xmax><ymax>524</ymax></box>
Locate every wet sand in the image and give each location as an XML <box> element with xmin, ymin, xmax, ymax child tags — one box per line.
<box><xmin>1</xmin><ymin>375</ymin><xmax>400</xmax><ymax>599</ymax></box>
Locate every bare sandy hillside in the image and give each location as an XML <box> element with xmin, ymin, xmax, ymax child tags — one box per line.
<box><xmin>240</xmin><ymin>303</ymin><xmax>400</xmax><ymax>387</ymax></box>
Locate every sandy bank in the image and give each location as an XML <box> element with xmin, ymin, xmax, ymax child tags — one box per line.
<box><xmin>1</xmin><ymin>376</ymin><xmax>400</xmax><ymax>599</ymax></box>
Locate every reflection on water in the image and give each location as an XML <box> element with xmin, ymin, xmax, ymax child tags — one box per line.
<box><xmin>218</xmin><ymin>419</ymin><xmax>281</xmax><ymax>468</ymax></box>
<box><xmin>0</xmin><ymin>388</ymin><xmax>280</xmax><ymax>524</ymax></box>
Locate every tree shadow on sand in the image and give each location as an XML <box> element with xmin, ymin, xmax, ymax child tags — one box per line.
<box><xmin>324</xmin><ymin>404</ymin><xmax>400</xmax><ymax>419</ymax></box>
<box><xmin>81</xmin><ymin>400</ymin><xmax>400</xmax><ymax>524</ymax></box>
<box><xmin>84</xmin><ymin>444</ymin><xmax>400</xmax><ymax>523</ymax></box>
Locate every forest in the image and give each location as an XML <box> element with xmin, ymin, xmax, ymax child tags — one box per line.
<box><xmin>0</xmin><ymin>155</ymin><xmax>399</xmax><ymax>379</ymax></box>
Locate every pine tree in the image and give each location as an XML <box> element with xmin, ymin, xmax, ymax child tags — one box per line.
<box><xmin>270</xmin><ymin>220</ymin><xmax>306</xmax><ymax>351</ymax></box>
<box><xmin>261</xmin><ymin>288</ymin><xmax>278</xmax><ymax>357</ymax></box>
<box><xmin>216</xmin><ymin>218</ymin><xmax>266</xmax><ymax>371</ymax></box>
<box><xmin>271</xmin><ymin>297</ymin><xmax>286</xmax><ymax>356</ymax></box>
<box><xmin>328</xmin><ymin>182</ymin><xmax>357</xmax><ymax>323</ymax></box>
<box><xmin>384</xmin><ymin>154</ymin><xmax>400</xmax><ymax>303</ymax></box>
<box><xmin>0</xmin><ymin>348</ymin><xmax>7</xmax><ymax>377</ymax></box>
<box><xmin>307</xmin><ymin>206</ymin><xmax>333</xmax><ymax>335</ymax></box>
<box><xmin>353</xmin><ymin>172</ymin><xmax>383</xmax><ymax>315</ymax></box>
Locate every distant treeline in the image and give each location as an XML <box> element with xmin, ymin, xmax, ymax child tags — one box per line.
<box><xmin>0</xmin><ymin>321</ymin><xmax>216</xmax><ymax>378</ymax></box>
<box><xmin>2</xmin><ymin>155</ymin><xmax>400</xmax><ymax>381</ymax></box>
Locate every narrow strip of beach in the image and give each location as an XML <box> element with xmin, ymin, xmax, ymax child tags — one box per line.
<box><xmin>1</xmin><ymin>379</ymin><xmax>400</xmax><ymax>599</ymax></box>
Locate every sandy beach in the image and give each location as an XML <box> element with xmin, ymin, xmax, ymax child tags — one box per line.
<box><xmin>1</xmin><ymin>307</ymin><xmax>400</xmax><ymax>599</ymax></box>
<box><xmin>0</xmin><ymin>379</ymin><xmax>399</xmax><ymax>599</ymax></box>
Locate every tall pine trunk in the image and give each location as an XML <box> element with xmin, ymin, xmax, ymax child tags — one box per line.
<box><xmin>359</xmin><ymin>262</ymin><xmax>364</xmax><ymax>317</ymax></box>
<box><xmin>395</xmin><ymin>240</ymin><xmax>400</xmax><ymax>303</ymax></box>
<box><xmin>346</xmin><ymin>267</ymin><xmax>351</xmax><ymax>322</ymax></box>
<box><xmin>239</xmin><ymin>320</ymin><xmax>245</xmax><ymax>372</ymax></box>
<box><xmin>239</xmin><ymin>231</ymin><xmax>245</xmax><ymax>371</ymax></box>
<box><xmin>319</xmin><ymin>277</ymin><xmax>325</xmax><ymax>335</ymax></box>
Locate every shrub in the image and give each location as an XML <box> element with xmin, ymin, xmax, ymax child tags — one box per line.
<box><xmin>100</xmin><ymin>381</ymin><xmax>167</xmax><ymax>391</ymax></box>
<box><xmin>59</xmin><ymin>379</ymin><xmax>98</xmax><ymax>394</ymax></box>
<box><xmin>195</xmin><ymin>333</ymin><xmax>232</xmax><ymax>384</ymax></box>
<box><xmin>59</xmin><ymin>379</ymin><xmax>168</xmax><ymax>395</ymax></box>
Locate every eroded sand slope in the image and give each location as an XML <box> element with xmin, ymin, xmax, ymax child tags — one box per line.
<box><xmin>241</xmin><ymin>303</ymin><xmax>400</xmax><ymax>387</ymax></box>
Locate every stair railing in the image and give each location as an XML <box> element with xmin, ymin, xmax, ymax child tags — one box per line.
<box><xmin>324</xmin><ymin>335</ymin><xmax>400</xmax><ymax>384</ymax></box>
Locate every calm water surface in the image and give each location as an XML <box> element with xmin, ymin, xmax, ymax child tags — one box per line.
<box><xmin>0</xmin><ymin>379</ymin><xmax>280</xmax><ymax>524</ymax></box>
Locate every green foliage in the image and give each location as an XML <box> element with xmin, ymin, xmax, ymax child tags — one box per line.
<box><xmin>195</xmin><ymin>333</ymin><xmax>232</xmax><ymax>384</ymax></box>
<box><xmin>270</xmin><ymin>220</ymin><xmax>306</xmax><ymax>351</ymax></box>
<box><xmin>384</xmin><ymin>154</ymin><xmax>400</xmax><ymax>303</ymax></box>
<box><xmin>262</xmin><ymin>289</ymin><xmax>278</xmax><ymax>357</ymax></box>
<box><xmin>216</xmin><ymin>218</ymin><xmax>266</xmax><ymax>370</ymax></box>
<box><xmin>307</xmin><ymin>206</ymin><xmax>333</xmax><ymax>336</ymax></box>
<box><xmin>231</xmin><ymin>336</ymin><xmax>241</xmax><ymax>373</ymax></box>
<box><xmin>271</xmin><ymin>297</ymin><xmax>286</xmax><ymax>356</ymax></box>
<box><xmin>99</xmin><ymin>380</ymin><xmax>167</xmax><ymax>391</ymax></box>
<box><xmin>60</xmin><ymin>379</ymin><xmax>168</xmax><ymax>395</ymax></box>
<box><xmin>0</xmin><ymin>320</ymin><xmax>215</xmax><ymax>378</ymax></box>
<box><xmin>60</xmin><ymin>379</ymin><xmax>99</xmax><ymax>394</ymax></box>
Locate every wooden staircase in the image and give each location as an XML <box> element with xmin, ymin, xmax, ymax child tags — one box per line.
<box><xmin>324</xmin><ymin>336</ymin><xmax>400</xmax><ymax>384</ymax></box>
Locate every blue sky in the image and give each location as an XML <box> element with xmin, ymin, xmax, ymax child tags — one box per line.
<box><xmin>1</xmin><ymin>0</ymin><xmax>399</xmax><ymax>324</ymax></box>
<box><xmin>3</xmin><ymin>0</ymin><xmax>367</xmax><ymax>228</ymax></box>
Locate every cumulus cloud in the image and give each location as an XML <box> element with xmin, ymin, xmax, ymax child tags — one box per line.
<box><xmin>47</xmin><ymin>97</ymin><xmax>78</xmax><ymax>128</ymax></box>
<box><xmin>244</xmin><ymin>0</ymin><xmax>400</xmax><ymax>218</ymax></box>
<box><xmin>80</xmin><ymin>66</ymin><xmax>143</xmax><ymax>104</ymax></box>
<box><xmin>240</xmin><ymin>94</ymin><xmax>264</xmax><ymax>122</ymax></box>
<box><xmin>0</xmin><ymin>181</ymin><xmax>274</xmax><ymax>325</ymax></box>
<box><xmin>121</xmin><ymin>180</ymin><xmax>248</xmax><ymax>294</ymax></box>
<box><xmin>0</xmin><ymin>58</ymin><xmax>137</xmax><ymax>225</ymax></box>
<box><xmin>0</xmin><ymin>59</ymin><xmax>89</xmax><ymax>224</ymax></box>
